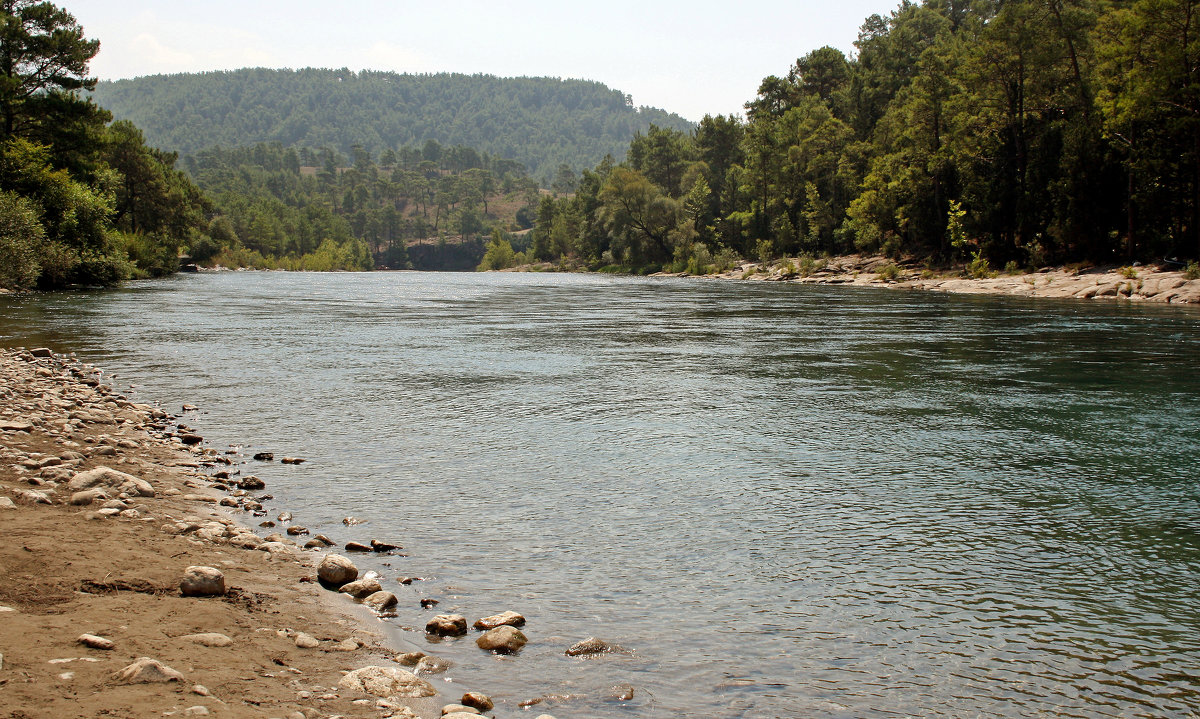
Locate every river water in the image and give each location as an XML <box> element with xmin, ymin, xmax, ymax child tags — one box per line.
<box><xmin>3</xmin><ymin>271</ymin><xmax>1200</xmax><ymax>718</ymax></box>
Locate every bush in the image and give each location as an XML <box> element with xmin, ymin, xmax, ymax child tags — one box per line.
<box><xmin>967</xmin><ymin>251</ymin><xmax>993</xmax><ymax>279</ymax></box>
<box><xmin>1184</xmin><ymin>261</ymin><xmax>1199</xmax><ymax>280</ymax></box>
<box><xmin>1004</xmin><ymin>260</ymin><xmax>1021</xmax><ymax>275</ymax></box>
<box><xmin>1119</xmin><ymin>265</ymin><xmax>1139</xmax><ymax>279</ymax></box>
<box><xmin>0</xmin><ymin>191</ymin><xmax>44</xmax><ymax>289</ymax></box>
<box><xmin>877</xmin><ymin>263</ymin><xmax>901</xmax><ymax>281</ymax></box>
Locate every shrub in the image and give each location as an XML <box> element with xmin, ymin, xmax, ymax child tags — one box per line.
<box><xmin>877</xmin><ymin>263</ymin><xmax>901</xmax><ymax>281</ymax></box>
<box><xmin>1003</xmin><ymin>260</ymin><xmax>1021</xmax><ymax>275</ymax></box>
<box><xmin>967</xmin><ymin>251</ymin><xmax>993</xmax><ymax>279</ymax></box>
<box><xmin>0</xmin><ymin>191</ymin><xmax>43</xmax><ymax>289</ymax></box>
<box><xmin>1184</xmin><ymin>261</ymin><xmax>1200</xmax><ymax>280</ymax></box>
<box><xmin>1119</xmin><ymin>265</ymin><xmax>1138</xmax><ymax>279</ymax></box>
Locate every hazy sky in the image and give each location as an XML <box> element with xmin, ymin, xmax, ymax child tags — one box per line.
<box><xmin>67</xmin><ymin>0</ymin><xmax>900</xmax><ymax>122</ymax></box>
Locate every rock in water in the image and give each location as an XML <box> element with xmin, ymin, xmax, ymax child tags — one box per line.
<box><xmin>461</xmin><ymin>692</ymin><xmax>495</xmax><ymax>712</ymax></box>
<box><xmin>111</xmin><ymin>657</ymin><xmax>184</xmax><ymax>683</ymax></box>
<box><xmin>252</xmin><ymin>452</ymin><xmax>274</xmax><ymax>461</ymax></box>
<box><xmin>364</xmin><ymin>590</ymin><xmax>398</xmax><ymax>612</ymax></box>
<box><xmin>337</xmin><ymin>577</ymin><xmax>382</xmax><ymax>599</ymax></box>
<box><xmin>344</xmin><ymin>541</ymin><xmax>372</xmax><ymax>552</ymax></box>
<box><xmin>179</xmin><ymin>566</ymin><xmax>225</xmax><ymax>597</ymax></box>
<box><xmin>337</xmin><ymin>666</ymin><xmax>436</xmax><ymax>698</ymax></box>
<box><xmin>473</xmin><ymin>610</ymin><xmax>526</xmax><ymax>630</ymax></box>
<box><xmin>425</xmin><ymin>614</ymin><xmax>468</xmax><ymax>637</ymax></box>
<box><xmin>565</xmin><ymin>636</ymin><xmax>612</xmax><ymax>656</ymax></box>
<box><xmin>317</xmin><ymin>554</ymin><xmax>358</xmax><ymax>589</ymax></box>
<box><xmin>78</xmin><ymin>633</ymin><xmax>115</xmax><ymax>650</ymax></box>
<box><xmin>476</xmin><ymin>626</ymin><xmax>527</xmax><ymax>654</ymax></box>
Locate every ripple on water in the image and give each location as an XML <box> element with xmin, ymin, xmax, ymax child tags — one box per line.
<box><xmin>2</xmin><ymin>272</ymin><xmax>1199</xmax><ymax>718</ymax></box>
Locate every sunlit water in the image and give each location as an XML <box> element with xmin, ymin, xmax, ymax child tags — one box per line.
<box><xmin>3</xmin><ymin>271</ymin><xmax>1200</xmax><ymax>718</ymax></box>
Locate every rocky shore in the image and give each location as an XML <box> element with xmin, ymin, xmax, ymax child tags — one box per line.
<box><xmin>668</xmin><ymin>255</ymin><xmax>1200</xmax><ymax>304</ymax></box>
<box><xmin>0</xmin><ymin>348</ymin><xmax>564</xmax><ymax>719</ymax></box>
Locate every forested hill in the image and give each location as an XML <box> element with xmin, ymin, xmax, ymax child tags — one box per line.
<box><xmin>91</xmin><ymin>69</ymin><xmax>694</xmax><ymax>182</ymax></box>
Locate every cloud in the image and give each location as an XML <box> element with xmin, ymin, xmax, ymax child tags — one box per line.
<box><xmin>361</xmin><ymin>42</ymin><xmax>437</xmax><ymax>74</ymax></box>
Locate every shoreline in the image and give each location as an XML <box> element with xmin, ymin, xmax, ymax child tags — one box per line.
<box><xmin>0</xmin><ymin>348</ymin><xmax>544</xmax><ymax>719</ymax></box>
<box><xmin>660</xmin><ymin>254</ymin><xmax>1200</xmax><ymax>305</ymax></box>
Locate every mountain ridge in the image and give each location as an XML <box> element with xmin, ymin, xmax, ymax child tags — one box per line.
<box><xmin>91</xmin><ymin>67</ymin><xmax>696</xmax><ymax>182</ymax></box>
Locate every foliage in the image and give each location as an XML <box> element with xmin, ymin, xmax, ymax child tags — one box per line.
<box><xmin>91</xmin><ymin>69</ymin><xmax>695</xmax><ymax>183</ymax></box>
<box><xmin>0</xmin><ymin>2</ymin><xmax>209</xmax><ymax>289</ymax></box>
<box><xmin>477</xmin><ymin>228</ymin><xmax>518</xmax><ymax>271</ymax></box>
<box><xmin>877</xmin><ymin>263</ymin><xmax>901</xmax><ymax>281</ymax></box>
<box><xmin>0</xmin><ymin>189</ymin><xmax>42</xmax><ymax>288</ymax></box>
<box><xmin>1184</xmin><ymin>261</ymin><xmax>1200</xmax><ymax>280</ymax></box>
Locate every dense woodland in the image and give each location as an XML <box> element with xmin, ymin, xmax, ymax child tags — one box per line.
<box><xmin>185</xmin><ymin>141</ymin><xmax>542</xmax><ymax>271</ymax></box>
<box><xmin>512</xmin><ymin>0</ymin><xmax>1200</xmax><ymax>275</ymax></box>
<box><xmin>91</xmin><ymin>69</ymin><xmax>694</xmax><ymax>183</ymax></box>
<box><xmin>5</xmin><ymin>0</ymin><xmax>1200</xmax><ymax>290</ymax></box>
<box><xmin>0</xmin><ymin>0</ymin><xmax>213</xmax><ymax>289</ymax></box>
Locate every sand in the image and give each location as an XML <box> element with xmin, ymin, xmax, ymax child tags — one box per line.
<box><xmin>0</xmin><ymin>348</ymin><xmax>459</xmax><ymax>719</ymax></box>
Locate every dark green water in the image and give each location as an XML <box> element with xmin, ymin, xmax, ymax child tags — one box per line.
<box><xmin>3</xmin><ymin>271</ymin><xmax>1200</xmax><ymax>718</ymax></box>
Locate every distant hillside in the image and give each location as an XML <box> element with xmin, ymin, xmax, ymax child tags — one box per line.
<box><xmin>91</xmin><ymin>68</ymin><xmax>695</xmax><ymax>182</ymax></box>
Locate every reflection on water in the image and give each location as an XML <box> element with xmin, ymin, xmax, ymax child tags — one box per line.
<box><xmin>3</xmin><ymin>272</ymin><xmax>1200</xmax><ymax>718</ymax></box>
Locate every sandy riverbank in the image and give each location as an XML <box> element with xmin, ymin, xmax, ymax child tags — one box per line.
<box><xmin>0</xmin><ymin>349</ymin><xmax>550</xmax><ymax>719</ymax></box>
<box><xmin>680</xmin><ymin>254</ymin><xmax>1200</xmax><ymax>304</ymax></box>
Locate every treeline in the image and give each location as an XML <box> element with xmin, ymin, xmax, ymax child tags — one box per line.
<box><xmin>185</xmin><ymin>141</ymin><xmax>542</xmax><ymax>270</ymax></box>
<box><xmin>0</xmin><ymin>1</ymin><xmax>212</xmax><ymax>290</ymax></box>
<box><xmin>91</xmin><ymin>69</ymin><xmax>695</xmax><ymax>183</ymax></box>
<box><xmin>506</xmin><ymin>0</ymin><xmax>1200</xmax><ymax>274</ymax></box>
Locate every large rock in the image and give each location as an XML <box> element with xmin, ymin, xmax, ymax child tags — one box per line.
<box><xmin>473</xmin><ymin>610</ymin><xmax>526</xmax><ymax>630</ymax></box>
<box><xmin>0</xmin><ymin>497</ymin><xmax>16</xmax><ymax>510</ymax></box>
<box><xmin>425</xmin><ymin>614</ymin><xmax>468</xmax><ymax>637</ymax></box>
<box><xmin>337</xmin><ymin>577</ymin><xmax>382</xmax><ymax>599</ymax></box>
<box><xmin>476</xmin><ymin>626</ymin><xmax>527</xmax><ymax>654</ymax></box>
<box><xmin>180</xmin><ymin>566</ymin><xmax>225</xmax><ymax>597</ymax></box>
<box><xmin>364</xmin><ymin>591</ymin><xmax>398</xmax><ymax>612</ymax></box>
<box><xmin>337</xmin><ymin>666</ymin><xmax>436</xmax><ymax>698</ymax></box>
<box><xmin>317</xmin><ymin>554</ymin><xmax>358</xmax><ymax>589</ymax></box>
<box><xmin>111</xmin><ymin>657</ymin><xmax>184</xmax><ymax>683</ymax></box>
<box><xmin>68</xmin><ymin>466</ymin><xmax>154</xmax><ymax>497</ymax></box>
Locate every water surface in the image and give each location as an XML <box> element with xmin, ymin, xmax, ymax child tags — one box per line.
<box><xmin>3</xmin><ymin>272</ymin><xmax>1200</xmax><ymax>718</ymax></box>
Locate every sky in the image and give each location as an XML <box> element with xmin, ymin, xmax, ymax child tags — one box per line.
<box><xmin>66</xmin><ymin>0</ymin><xmax>901</xmax><ymax>122</ymax></box>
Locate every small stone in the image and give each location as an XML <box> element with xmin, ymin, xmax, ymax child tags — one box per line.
<box><xmin>415</xmin><ymin>655</ymin><xmax>452</xmax><ymax>674</ymax></box>
<box><xmin>395</xmin><ymin>651</ymin><xmax>425</xmax><ymax>666</ymax></box>
<box><xmin>338</xmin><ymin>577</ymin><xmax>383</xmax><ymax>599</ymax></box>
<box><xmin>180</xmin><ymin>566</ymin><xmax>225</xmax><ymax>597</ymax></box>
<box><xmin>237</xmin><ymin>476</ymin><xmax>265</xmax><ymax>490</ymax></box>
<box><xmin>286</xmin><ymin>525</ymin><xmax>309</xmax><ymax>536</ymax></box>
<box><xmin>345</xmin><ymin>541</ymin><xmax>372</xmax><ymax>552</ymax></box>
<box><xmin>78</xmin><ymin>633</ymin><xmax>115</xmax><ymax>650</ymax></box>
<box><xmin>371</xmin><ymin>539</ymin><xmax>401</xmax><ymax>552</ymax></box>
<box><xmin>566</xmin><ymin>636</ymin><xmax>612</xmax><ymax>656</ymax></box>
<box><xmin>317</xmin><ymin>554</ymin><xmax>358</xmax><ymax>589</ymax></box>
<box><xmin>441</xmin><ymin>705</ymin><xmax>480</xmax><ymax>716</ymax></box>
<box><xmin>310</xmin><ymin>534</ymin><xmax>334</xmax><ymax>546</ymax></box>
<box><xmin>343</xmin><ymin>516</ymin><xmax>365</xmax><ymax>525</ymax></box>
<box><xmin>294</xmin><ymin>632</ymin><xmax>320</xmax><ymax>649</ymax></box>
<box><xmin>337</xmin><ymin>665</ymin><xmax>436</xmax><ymax>698</ymax></box>
<box><xmin>334</xmin><ymin>637</ymin><xmax>361</xmax><ymax>652</ymax></box>
<box><xmin>420</xmin><ymin>598</ymin><xmax>440</xmax><ymax>609</ymax></box>
<box><xmin>473</xmin><ymin>610</ymin><xmax>526</xmax><ymax>630</ymax></box>
<box><xmin>111</xmin><ymin>656</ymin><xmax>184</xmax><ymax>683</ymax></box>
<box><xmin>179</xmin><ymin>433</ymin><xmax>203</xmax><ymax>445</ymax></box>
<box><xmin>280</xmin><ymin>456</ymin><xmax>305</xmax><ymax>464</ymax></box>
<box><xmin>277</xmin><ymin>511</ymin><xmax>292</xmax><ymax>522</ymax></box>
<box><xmin>180</xmin><ymin>633</ymin><xmax>233</xmax><ymax>648</ymax></box>
<box><xmin>252</xmin><ymin>452</ymin><xmax>274</xmax><ymax>461</ymax></box>
<box><xmin>192</xmin><ymin>684</ymin><xmax>211</xmax><ymax>696</ymax></box>
<box><xmin>443</xmin><ymin>713</ymin><xmax>484</xmax><ymax>719</ymax></box>
<box><xmin>476</xmin><ymin>625</ymin><xmax>527</xmax><ymax>654</ymax></box>
<box><xmin>364</xmin><ymin>590</ymin><xmax>398</xmax><ymax>612</ymax></box>
<box><xmin>609</xmin><ymin>683</ymin><xmax>635</xmax><ymax>700</ymax></box>
<box><xmin>461</xmin><ymin>692</ymin><xmax>494</xmax><ymax>712</ymax></box>
<box><xmin>181</xmin><ymin>706</ymin><xmax>210</xmax><ymax>716</ymax></box>
<box><xmin>69</xmin><ymin>488</ymin><xmax>108</xmax><ymax>505</ymax></box>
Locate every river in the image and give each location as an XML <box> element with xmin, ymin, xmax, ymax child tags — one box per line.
<box><xmin>3</xmin><ymin>271</ymin><xmax>1200</xmax><ymax>718</ymax></box>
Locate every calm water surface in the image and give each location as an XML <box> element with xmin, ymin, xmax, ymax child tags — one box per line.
<box><xmin>3</xmin><ymin>272</ymin><xmax>1200</xmax><ymax>718</ymax></box>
